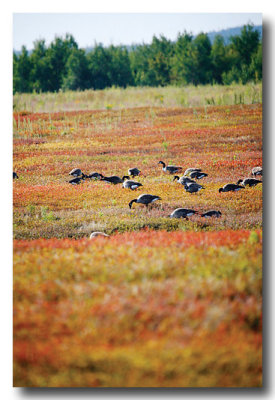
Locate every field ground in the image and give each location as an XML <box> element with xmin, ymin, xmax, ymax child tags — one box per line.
<box><xmin>13</xmin><ymin>83</ymin><xmax>262</xmax><ymax>113</ymax></box>
<box><xmin>13</xmin><ymin>93</ymin><xmax>262</xmax><ymax>387</ymax></box>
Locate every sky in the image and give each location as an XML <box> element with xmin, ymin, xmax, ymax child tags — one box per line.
<box><xmin>13</xmin><ymin>13</ymin><xmax>262</xmax><ymax>51</ymax></box>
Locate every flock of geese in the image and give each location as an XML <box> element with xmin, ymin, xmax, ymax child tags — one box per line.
<box><xmin>13</xmin><ymin>162</ymin><xmax>262</xmax><ymax>238</ymax></box>
<box><xmin>67</xmin><ymin>161</ymin><xmax>262</xmax><ymax>218</ymax></box>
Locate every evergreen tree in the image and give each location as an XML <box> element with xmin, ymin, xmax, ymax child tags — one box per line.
<box><xmin>13</xmin><ymin>46</ymin><xmax>32</xmax><ymax>93</ymax></box>
<box><xmin>46</xmin><ymin>34</ymin><xmax>78</xmax><ymax>91</ymax></box>
<box><xmin>87</xmin><ymin>44</ymin><xmax>112</xmax><ymax>89</ymax></box>
<box><xmin>108</xmin><ymin>45</ymin><xmax>133</xmax><ymax>88</ymax></box>
<box><xmin>29</xmin><ymin>39</ymin><xmax>52</xmax><ymax>92</ymax></box>
<box><xmin>230</xmin><ymin>24</ymin><xmax>260</xmax><ymax>67</ymax></box>
<box><xmin>249</xmin><ymin>42</ymin><xmax>262</xmax><ymax>82</ymax></box>
<box><xmin>211</xmin><ymin>35</ymin><xmax>229</xmax><ymax>84</ymax></box>
<box><xmin>62</xmin><ymin>48</ymin><xmax>90</xmax><ymax>90</ymax></box>
<box><xmin>171</xmin><ymin>31</ymin><xmax>193</xmax><ymax>85</ymax></box>
<box><xmin>147</xmin><ymin>35</ymin><xmax>174</xmax><ymax>86</ymax></box>
<box><xmin>129</xmin><ymin>43</ymin><xmax>154</xmax><ymax>86</ymax></box>
<box><xmin>191</xmin><ymin>33</ymin><xmax>213</xmax><ymax>85</ymax></box>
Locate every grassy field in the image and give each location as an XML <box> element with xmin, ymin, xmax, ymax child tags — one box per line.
<box><xmin>13</xmin><ymin>88</ymin><xmax>262</xmax><ymax>387</ymax></box>
<box><xmin>13</xmin><ymin>83</ymin><xmax>262</xmax><ymax>113</ymax></box>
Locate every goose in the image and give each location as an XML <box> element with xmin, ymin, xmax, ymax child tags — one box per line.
<box><xmin>237</xmin><ymin>178</ymin><xmax>262</xmax><ymax>187</ymax></box>
<box><xmin>123</xmin><ymin>180</ymin><xmax>143</xmax><ymax>190</ymax></box>
<box><xmin>184</xmin><ymin>182</ymin><xmax>205</xmax><ymax>193</ymax></box>
<box><xmin>129</xmin><ymin>194</ymin><xmax>161</xmax><ymax>209</ymax></box>
<box><xmin>69</xmin><ymin>168</ymin><xmax>82</xmax><ymax>177</ymax></box>
<box><xmin>173</xmin><ymin>176</ymin><xmax>196</xmax><ymax>185</ymax></box>
<box><xmin>100</xmin><ymin>175</ymin><xmax>129</xmax><ymax>184</ymax></box>
<box><xmin>183</xmin><ymin>168</ymin><xmax>201</xmax><ymax>177</ymax></box>
<box><xmin>13</xmin><ymin>172</ymin><xmax>19</xmax><ymax>179</ymax></box>
<box><xmin>69</xmin><ymin>174</ymin><xmax>85</xmax><ymax>185</ymax></box>
<box><xmin>218</xmin><ymin>184</ymin><xmax>245</xmax><ymax>193</ymax></box>
<box><xmin>251</xmin><ymin>166</ymin><xmax>262</xmax><ymax>177</ymax></box>
<box><xmin>85</xmin><ymin>172</ymin><xmax>103</xmax><ymax>180</ymax></box>
<box><xmin>169</xmin><ymin>208</ymin><xmax>198</xmax><ymax>219</ymax></box>
<box><xmin>189</xmin><ymin>171</ymin><xmax>208</xmax><ymax>180</ymax></box>
<box><xmin>158</xmin><ymin>161</ymin><xmax>183</xmax><ymax>174</ymax></box>
<box><xmin>201</xmin><ymin>210</ymin><xmax>222</xmax><ymax>218</ymax></box>
<box><xmin>128</xmin><ymin>167</ymin><xmax>141</xmax><ymax>177</ymax></box>
<box><xmin>90</xmin><ymin>232</ymin><xmax>110</xmax><ymax>239</ymax></box>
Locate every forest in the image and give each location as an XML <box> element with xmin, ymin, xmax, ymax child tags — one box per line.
<box><xmin>13</xmin><ymin>24</ymin><xmax>262</xmax><ymax>94</ymax></box>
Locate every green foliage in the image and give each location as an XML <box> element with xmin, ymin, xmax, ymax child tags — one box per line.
<box><xmin>62</xmin><ymin>48</ymin><xmax>90</xmax><ymax>91</ymax></box>
<box><xmin>248</xmin><ymin>231</ymin><xmax>260</xmax><ymax>244</ymax></box>
<box><xmin>211</xmin><ymin>35</ymin><xmax>229</xmax><ymax>84</ymax></box>
<box><xmin>40</xmin><ymin>206</ymin><xmax>57</xmax><ymax>222</ymax></box>
<box><xmin>13</xmin><ymin>25</ymin><xmax>262</xmax><ymax>94</ymax></box>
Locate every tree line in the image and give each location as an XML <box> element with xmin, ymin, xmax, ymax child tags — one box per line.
<box><xmin>13</xmin><ymin>24</ymin><xmax>262</xmax><ymax>93</ymax></box>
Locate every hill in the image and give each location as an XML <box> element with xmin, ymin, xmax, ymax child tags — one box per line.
<box><xmin>206</xmin><ymin>24</ymin><xmax>262</xmax><ymax>45</ymax></box>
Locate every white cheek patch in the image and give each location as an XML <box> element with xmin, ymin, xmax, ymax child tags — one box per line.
<box><xmin>131</xmin><ymin>185</ymin><xmax>138</xmax><ymax>189</ymax></box>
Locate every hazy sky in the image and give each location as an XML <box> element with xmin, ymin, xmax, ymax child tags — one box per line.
<box><xmin>13</xmin><ymin>13</ymin><xmax>262</xmax><ymax>50</ymax></box>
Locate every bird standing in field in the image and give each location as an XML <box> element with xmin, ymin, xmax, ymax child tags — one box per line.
<box><xmin>122</xmin><ymin>180</ymin><xmax>143</xmax><ymax>190</ymax></box>
<box><xmin>128</xmin><ymin>167</ymin><xmax>141</xmax><ymax>177</ymax></box>
<box><xmin>183</xmin><ymin>168</ymin><xmax>201</xmax><ymax>177</ymax></box>
<box><xmin>69</xmin><ymin>173</ymin><xmax>86</xmax><ymax>185</ymax></box>
<box><xmin>189</xmin><ymin>171</ymin><xmax>208</xmax><ymax>180</ymax></box>
<box><xmin>237</xmin><ymin>178</ymin><xmax>262</xmax><ymax>187</ymax></box>
<box><xmin>100</xmin><ymin>175</ymin><xmax>129</xmax><ymax>184</ymax></box>
<box><xmin>129</xmin><ymin>194</ymin><xmax>161</xmax><ymax>209</ymax></box>
<box><xmin>218</xmin><ymin>184</ymin><xmax>245</xmax><ymax>193</ymax></box>
<box><xmin>169</xmin><ymin>208</ymin><xmax>198</xmax><ymax>219</ymax></box>
<box><xmin>13</xmin><ymin>172</ymin><xmax>19</xmax><ymax>179</ymax></box>
<box><xmin>184</xmin><ymin>182</ymin><xmax>205</xmax><ymax>194</ymax></box>
<box><xmin>158</xmin><ymin>161</ymin><xmax>183</xmax><ymax>174</ymax></box>
<box><xmin>84</xmin><ymin>172</ymin><xmax>103</xmax><ymax>180</ymax></box>
<box><xmin>251</xmin><ymin>166</ymin><xmax>262</xmax><ymax>177</ymax></box>
<box><xmin>173</xmin><ymin>176</ymin><xmax>197</xmax><ymax>185</ymax></box>
<box><xmin>69</xmin><ymin>168</ymin><xmax>82</xmax><ymax>177</ymax></box>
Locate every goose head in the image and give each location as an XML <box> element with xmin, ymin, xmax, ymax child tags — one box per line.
<box><xmin>129</xmin><ymin>199</ymin><xmax>137</xmax><ymax>209</ymax></box>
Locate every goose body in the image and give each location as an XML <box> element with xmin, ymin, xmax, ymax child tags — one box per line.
<box><xmin>128</xmin><ymin>167</ymin><xmax>141</xmax><ymax>177</ymax></box>
<box><xmin>129</xmin><ymin>194</ymin><xmax>161</xmax><ymax>209</ymax></box>
<box><xmin>237</xmin><ymin>178</ymin><xmax>262</xmax><ymax>187</ymax></box>
<box><xmin>173</xmin><ymin>176</ymin><xmax>196</xmax><ymax>185</ymax></box>
<box><xmin>69</xmin><ymin>174</ymin><xmax>85</xmax><ymax>185</ymax></box>
<box><xmin>69</xmin><ymin>168</ymin><xmax>82</xmax><ymax>177</ymax></box>
<box><xmin>170</xmin><ymin>208</ymin><xmax>198</xmax><ymax>219</ymax></box>
<box><xmin>183</xmin><ymin>168</ymin><xmax>201</xmax><ymax>177</ymax></box>
<box><xmin>13</xmin><ymin>172</ymin><xmax>19</xmax><ymax>179</ymax></box>
<box><xmin>123</xmin><ymin>180</ymin><xmax>143</xmax><ymax>190</ymax></box>
<box><xmin>189</xmin><ymin>171</ymin><xmax>208</xmax><ymax>180</ymax></box>
<box><xmin>201</xmin><ymin>210</ymin><xmax>222</xmax><ymax>218</ymax></box>
<box><xmin>184</xmin><ymin>182</ymin><xmax>204</xmax><ymax>193</ymax></box>
<box><xmin>85</xmin><ymin>172</ymin><xmax>103</xmax><ymax>180</ymax></box>
<box><xmin>251</xmin><ymin>166</ymin><xmax>262</xmax><ymax>177</ymax></box>
<box><xmin>158</xmin><ymin>161</ymin><xmax>183</xmax><ymax>174</ymax></box>
<box><xmin>219</xmin><ymin>184</ymin><xmax>245</xmax><ymax>193</ymax></box>
<box><xmin>101</xmin><ymin>175</ymin><xmax>129</xmax><ymax>184</ymax></box>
